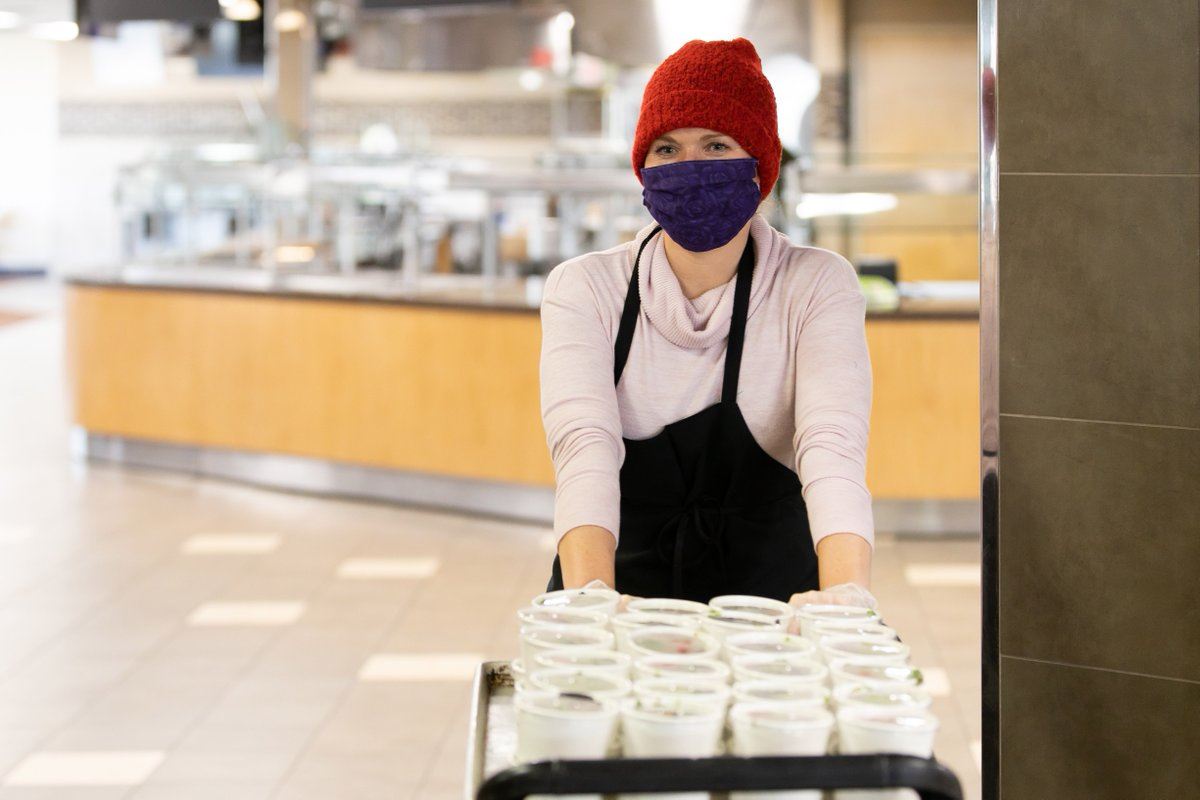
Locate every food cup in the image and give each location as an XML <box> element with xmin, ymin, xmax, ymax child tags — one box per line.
<box><xmin>532</xmin><ymin>587</ymin><xmax>621</xmax><ymax>618</ymax></box>
<box><xmin>611</xmin><ymin>611</ymin><xmax>701</xmax><ymax>653</ymax></box>
<box><xmin>729</xmin><ymin>701</ymin><xmax>835</xmax><ymax>800</ymax></box>
<box><xmin>528</xmin><ymin>668</ymin><xmax>632</xmax><ymax>701</ymax></box>
<box><xmin>811</xmin><ymin>619</ymin><xmax>899</xmax><ymax>642</ymax></box>
<box><xmin>725</xmin><ymin>631</ymin><xmax>818</xmax><ymax>662</ymax></box>
<box><xmin>793</xmin><ymin>604</ymin><xmax>877</xmax><ymax>640</ymax></box>
<box><xmin>533</xmin><ymin>649</ymin><xmax>632</xmax><ymax>680</ymax></box>
<box><xmin>633</xmin><ymin>676</ymin><xmax>732</xmax><ymax>710</ymax></box>
<box><xmin>710</xmin><ymin>595</ymin><xmax>794</xmax><ymax>626</ymax></box>
<box><xmin>731</xmin><ymin>654</ymin><xmax>829</xmax><ymax>686</ymax></box>
<box><xmin>519</xmin><ymin>624</ymin><xmax>614</xmax><ymax>667</ymax></box>
<box><xmin>514</xmin><ymin>690</ymin><xmax>619</xmax><ymax>763</ymax></box>
<box><xmin>625</xmin><ymin>626</ymin><xmax>721</xmax><ymax>662</ymax></box>
<box><xmin>731</xmin><ymin>680</ymin><xmax>830</xmax><ymax>707</ymax></box>
<box><xmin>620</xmin><ymin>696</ymin><xmax>725</xmax><ymax>800</ymax></box>
<box><xmin>828</xmin><ymin>659</ymin><xmax>925</xmax><ymax>690</ymax></box>
<box><xmin>832</xmin><ymin>682</ymin><xmax>932</xmax><ymax>712</ymax></box>
<box><xmin>633</xmin><ymin>655</ymin><xmax>731</xmax><ymax>685</ymax></box>
<box><xmin>517</xmin><ymin>605</ymin><xmax>610</xmax><ymax>630</ymax></box>
<box><xmin>701</xmin><ymin>610</ymin><xmax>780</xmax><ymax>648</ymax></box>
<box><xmin>626</xmin><ymin>598</ymin><xmax>711</xmax><ymax>618</ymax></box>
<box><xmin>834</xmin><ymin>707</ymin><xmax>939</xmax><ymax>800</ymax></box>
<box><xmin>818</xmin><ymin>636</ymin><xmax>910</xmax><ymax>666</ymax></box>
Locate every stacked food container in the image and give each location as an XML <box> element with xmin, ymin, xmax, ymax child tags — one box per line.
<box><xmin>496</xmin><ymin>587</ymin><xmax>949</xmax><ymax>800</ymax></box>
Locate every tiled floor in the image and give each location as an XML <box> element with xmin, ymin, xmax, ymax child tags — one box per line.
<box><xmin>0</xmin><ymin>279</ymin><xmax>982</xmax><ymax>799</ymax></box>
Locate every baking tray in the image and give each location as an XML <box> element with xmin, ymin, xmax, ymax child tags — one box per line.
<box><xmin>465</xmin><ymin>661</ymin><xmax>963</xmax><ymax>800</ymax></box>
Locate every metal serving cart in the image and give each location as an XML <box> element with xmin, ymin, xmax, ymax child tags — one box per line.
<box><xmin>466</xmin><ymin>661</ymin><xmax>963</xmax><ymax>800</ymax></box>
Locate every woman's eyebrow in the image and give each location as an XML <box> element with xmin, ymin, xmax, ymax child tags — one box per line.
<box><xmin>653</xmin><ymin>135</ymin><xmax>679</xmax><ymax>144</ymax></box>
<box><xmin>699</xmin><ymin>133</ymin><xmax>729</xmax><ymax>141</ymax></box>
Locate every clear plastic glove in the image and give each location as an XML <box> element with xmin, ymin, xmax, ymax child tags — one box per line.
<box><xmin>788</xmin><ymin>582</ymin><xmax>879</xmax><ymax>610</ymax></box>
<box><xmin>582</xmin><ymin>579</ymin><xmax>637</xmax><ymax>612</ymax></box>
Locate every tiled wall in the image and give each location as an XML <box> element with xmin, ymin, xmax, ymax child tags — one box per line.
<box><xmin>994</xmin><ymin>0</ymin><xmax>1200</xmax><ymax>798</ymax></box>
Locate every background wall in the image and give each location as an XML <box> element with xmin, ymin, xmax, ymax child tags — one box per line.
<box><xmin>994</xmin><ymin>0</ymin><xmax>1200</xmax><ymax>797</ymax></box>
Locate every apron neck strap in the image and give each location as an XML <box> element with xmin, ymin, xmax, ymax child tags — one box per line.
<box><xmin>613</xmin><ymin>225</ymin><xmax>756</xmax><ymax>403</ymax></box>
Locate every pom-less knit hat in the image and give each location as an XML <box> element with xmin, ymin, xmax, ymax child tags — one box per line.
<box><xmin>632</xmin><ymin>37</ymin><xmax>781</xmax><ymax>202</ymax></box>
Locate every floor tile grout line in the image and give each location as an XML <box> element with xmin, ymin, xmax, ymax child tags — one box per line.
<box><xmin>264</xmin><ymin>532</ymin><xmax>440</xmax><ymax>798</ymax></box>
<box><xmin>0</xmin><ymin>531</ymin><xmax>270</xmax><ymax>789</ymax></box>
<box><xmin>1000</xmin><ymin>654</ymin><xmax>1200</xmax><ymax>686</ymax></box>
<box><xmin>999</xmin><ymin>412</ymin><xmax>1199</xmax><ymax>432</ymax></box>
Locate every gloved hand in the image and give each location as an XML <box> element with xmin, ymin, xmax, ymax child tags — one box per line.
<box><xmin>581</xmin><ymin>579</ymin><xmax>638</xmax><ymax>612</ymax></box>
<box><xmin>788</xmin><ymin>582</ymin><xmax>879</xmax><ymax>610</ymax></box>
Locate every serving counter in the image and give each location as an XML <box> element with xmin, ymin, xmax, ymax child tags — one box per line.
<box><xmin>64</xmin><ymin>271</ymin><xmax>979</xmax><ymax>528</ymax></box>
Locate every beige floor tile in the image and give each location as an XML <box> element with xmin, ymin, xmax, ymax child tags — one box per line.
<box><xmin>185</xmin><ymin>601</ymin><xmax>306</xmax><ymax>627</ymax></box>
<box><xmin>335</xmin><ymin>557</ymin><xmax>441</xmax><ymax>579</ymax></box>
<box><xmin>904</xmin><ymin>563</ymin><xmax>981</xmax><ymax>587</ymax></box>
<box><xmin>180</xmin><ymin>534</ymin><xmax>281</xmax><ymax>555</ymax></box>
<box><xmin>358</xmin><ymin>653</ymin><xmax>482</xmax><ymax>682</ymax></box>
<box><xmin>3</xmin><ymin>750</ymin><xmax>164</xmax><ymax>787</ymax></box>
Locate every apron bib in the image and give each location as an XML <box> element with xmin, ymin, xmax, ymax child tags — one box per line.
<box><xmin>548</xmin><ymin>226</ymin><xmax>819</xmax><ymax>602</ymax></box>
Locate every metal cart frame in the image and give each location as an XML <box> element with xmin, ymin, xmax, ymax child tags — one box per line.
<box><xmin>467</xmin><ymin>661</ymin><xmax>963</xmax><ymax>800</ymax></box>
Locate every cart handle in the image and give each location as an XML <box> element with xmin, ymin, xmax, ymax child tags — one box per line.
<box><xmin>477</xmin><ymin>753</ymin><xmax>962</xmax><ymax>800</ymax></box>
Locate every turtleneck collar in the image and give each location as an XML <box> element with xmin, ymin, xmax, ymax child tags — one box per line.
<box><xmin>632</xmin><ymin>213</ymin><xmax>782</xmax><ymax>351</ymax></box>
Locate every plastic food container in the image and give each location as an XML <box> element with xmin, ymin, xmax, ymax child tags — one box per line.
<box><xmin>701</xmin><ymin>610</ymin><xmax>780</xmax><ymax>646</ymax></box>
<box><xmin>633</xmin><ymin>676</ymin><xmax>732</xmax><ymax>710</ymax></box>
<box><xmin>793</xmin><ymin>604</ymin><xmax>878</xmax><ymax>640</ymax></box>
<box><xmin>533</xmin><ymin>649</ymin><xmax>632</xmax><ymax>679</ymax></box>
<box><xmin>528</xmin><ymin>668</ymin><xmax>632</xmax><ymax>701</ymax></box>
<box><xmin>612</xmin><ymin>611</ymin><xmax>702</xmax><ymax>653</ymax></box>
<box><xmin>516</xmin><ymin>605</ymin><xmax>610</xmax><ymax>630</ymax></box>
<box><xmin>731</xmin><ymin>680</ymin><xmax>830</xmax><ymax>707</ymax></box>
<box><xmin>531</xmin><ymin>587</ymin><xmax>621</xmax><ymax>618</ymax></box>
<box><xmin>709</xmin><ymin>595</ymin><xmax>794</xmax><ymax>626</ymax></box>
<box><xmin>731</xmin><ymin>654</ymin><xmax>829</xmax><ymax>686</ymax></box>
<box><xmin>828</xmin><ymin>659</ymin><xmax>925</xmax><ymax>690</ymax></box>
<box><xmin>626</xmin><ymin>597</ymin><xmax>711</xmax><ymax>618</ymax></box>
<box><xmin>514</xmin><ymin>689</ymin><xmax>620</xmax><ymax>762</ymax></box>
<box><xmin>832</xmin><ymin>682</ymin><xmax>932</xmax><ymax>711</ymax></box>
<box><xmin>633</xmin><ymin>655</ymin><xmax>731</xmax><ymax>685</ymax></box>
<box><xmin>818</xmin><ymin>636</ymin><xmax>910</xmax><ymax>666</ymax></box>
<box><xmin>625</xmin><ymin>626</ymin><xmax>721</xmax><ymax>661</ymax></box>
<box><xmin>810</xmin><ymin>619</ymin><xmax>899</xmax><ymax>642</ymax></box>
<box><xmin>519</xmin><ymin>624</ymin><xmax>615</xmax><ymax>666</ymax></box>
<box><xmin>725</xmin><ymin>631</ymin><xmax>818</xmax><ymax>661</ymax></box>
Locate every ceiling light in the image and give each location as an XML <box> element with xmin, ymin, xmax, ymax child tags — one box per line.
<box><xmin>518</xmin><ymin>68</ymin><xmax>545</xmax><ymax>92</ymax></box>
<box><xmin>30</xmin><ymin>21</ymin><xmax>79</xmax><ymax>41</ymax></box>
<box><xmin>653</xmin><ymin>0</ymin><xmax>749</xmax><ymax>56</ymax></box>
<box><xmin>0</xmin><ymin>11</ymin><xmax>21</xmax><ymax>30</ymax></box>
<box><xmin>795</xmin><ymin>193</ymin><xmax>899</xmax><ymax>220</ymax></box>
<box><xmin>222</xmin><ymin>0</ymin><xmax>261</xmax><ymax>22</ymax></box>
<box><xmin>274</xmin><ymin>9</ymin><xmax>306</xmax><ymax>32</ymax></box>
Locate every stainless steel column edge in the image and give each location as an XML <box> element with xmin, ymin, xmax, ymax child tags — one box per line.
<box><xmin>978</xmin><ymin>0</ymin><xmax>1000</xmax><ymax>797</ymax></box>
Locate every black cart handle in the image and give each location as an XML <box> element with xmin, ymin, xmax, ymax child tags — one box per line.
<box><xmin>478</xmin><ymin>754</ymin><xmax>962</xmax><ymax>800</ymax></box>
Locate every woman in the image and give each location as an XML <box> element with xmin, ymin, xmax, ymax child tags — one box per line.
<box><xmin>539</xmin><ymin>37</ymin><xmax>876</xmax><ymax>610</ymax></box>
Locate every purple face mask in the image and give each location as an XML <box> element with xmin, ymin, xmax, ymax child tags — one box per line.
<box><xmin>640</xmin><ymin>157</ymin><xmax>761</xmax><ymax>252</ymax></box>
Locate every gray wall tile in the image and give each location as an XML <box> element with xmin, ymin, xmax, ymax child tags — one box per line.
<box><xmin>1000</xmin><ymin>416</ymin><xmax>1200</xmax><ymax>680</ymax></box>
<box><xmin>1001</xmin><ymin>656</ymin><xmax>1200</xmax><ymax>800</ymax></box>
<box><xmin>998</xmin><ymin>174</ymin><xmax>1200</xmax><ymax>428</ymax></box>
<box><xmin>998</xmin><ymin>0</ymin><xmax>1200</xmax><ymax>175</ymax></box>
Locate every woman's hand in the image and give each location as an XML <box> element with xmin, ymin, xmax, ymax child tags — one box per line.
<box><xmin>580</xmin><ymin>579</ymin><xmax>638</xmax><ymax>612</ymax></box>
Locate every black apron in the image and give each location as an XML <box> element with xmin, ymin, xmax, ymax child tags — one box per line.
<box><xmin>548</xmin><ymin>226</ymin><xmax>819</xmax><ymax>603</ymax></box>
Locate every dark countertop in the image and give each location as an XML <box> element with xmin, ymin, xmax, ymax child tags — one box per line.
<box><xmin>66</xmin><ymin>270</ymin><xmax>980</xmax><ymax>321</ymax></box>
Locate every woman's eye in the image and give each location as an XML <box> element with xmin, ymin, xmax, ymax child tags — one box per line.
<box><xmin>708</xmin><ymin>142</ymin><xmax>731</xmax><ymax>152</ymax></box>
<box><xmin>654</xmin><ymin>145</ymin><xmax>675</xmax><ymax>155</ymax></box>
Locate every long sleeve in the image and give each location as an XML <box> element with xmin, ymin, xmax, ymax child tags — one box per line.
<box><xmin>791</xmin><ymin>255</ymin><xmax>875</xmax><ymax>548</ymax></box>
<box><xmin>539</xmin><ymin>260</ymin><xmax>625</xmax><ymax>544</ymax></box>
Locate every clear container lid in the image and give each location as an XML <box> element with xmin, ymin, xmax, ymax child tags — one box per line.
<box><xmin>612</xmin><ymin>611</ymin><xmax>699</xmax><ymax>630</ymax></box>
<box><xmin>533</xmin><ymin>588</ymin><xmax>620</xmax><ymax>611</ymax></box>
<box><xmin>795</xmin><ymin>604</ymin><xmax>877</xmax><ymax>621</ymax></box>
<box><xmin>517</xmin><ymin>606</ymin><xmax>609</xmax><ymax>628</ymax></box>
<box><xmin>635</xmin><ymin>656</ymin><xmax>730</xmax><ymax>682</ymax></box>
<box><xmin>831</xmin><ymin>660</ymin><xmax>924</xmax><ymax>687</ymax></box>
<box><xmin>836</xmin><ymin>707</ymin><xmax>939</xmax><ymax>733</ymax></box>
<box><xmin>733</xmin><ymin>680</ymin><xmax>829</xmax><ymax>704</ymax></box>
<box><xmin>515</xmin><ymin>690</ymin><xmax>614</xmax><ymax>717</ymax></box>
<box><xmin>821</xmin><ymin>637</ymin><xmax>910</xmax><ymax>660</ymax></box>
<box><xmin>622</xmin><ymin>696</ymin><xmax>724</xmax><ymax>721</ymax></box>
<box><xmin>536</xmin><ymin>649</ymin><xmax>630</xmax><ymax>670</ymax></box>
<box><xmin>530</xmin><ymin>669</ymin><xmax>630</xmax><ymax>697</ymax></box>
<box><xmin>703</xmin><ymin>610</ymin><xmax>779</xmax><ymax>631</ymax></box>
<box><xmin>521</xmin><ymin>625</ymin><xmax>613</xmax><ymax>649</ymax></box>
<box><xmin>726</xmin><ymin>632</ymin><xmax>816</xmax><ymax>656</ymax></box>
<box><xmin>834</xmin><ymin>683</ymin><xmax>930</xmax><ymax>709</ymax></box>
<box><xmin>627</xmin><ymin>627</ymin><xmax>719</xmax><ymax>657</ymax></box>
<box><xmin>735</xmin><ymin>655</ymin><xmax>828</xmax><ymax>681</ymax></box>
<box><xmin>634</xmin><ymin>677</ymin><xmax>730</xmax><ymax>701</ymax></box>
<box><xmin>812</xmin><ymin>620</ymin><xmax>898</xmax><ymax>639</ymax></box>
<box><xmin>709</xmin><ymin>595</ymin><xmax>794</xmax><ymax>619</ymax></box>
<box><xmin>626</xmin><ymin>598</ymin><xmax>711</xmax><ymax>617</ymax></box>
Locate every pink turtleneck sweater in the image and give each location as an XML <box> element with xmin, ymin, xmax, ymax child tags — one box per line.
<box><xmin>539</xmin><ymin>214</ymin><xmax>874</xmax><ymax>550</ymax></box>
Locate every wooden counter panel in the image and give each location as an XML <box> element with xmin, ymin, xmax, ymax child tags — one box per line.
<box><xmin>66</xmin><ymin>285</ymin><xmax>556</xmax><ymax>486</ymax></box>
<box><xmin>67</xmin><ymin>285</ymin><xmax>979</xmax><ymax>500</ymax></box>
<box><xmin>865</xmin><ymin>318</ymin><xmax>980</xmax><ymax>499</ymax></box>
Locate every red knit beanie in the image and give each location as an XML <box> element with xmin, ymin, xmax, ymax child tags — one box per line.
<box><xmin>632</xmin><ymin>37</ymin><xmax>781</xmax><ymax>201</ymax></box>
